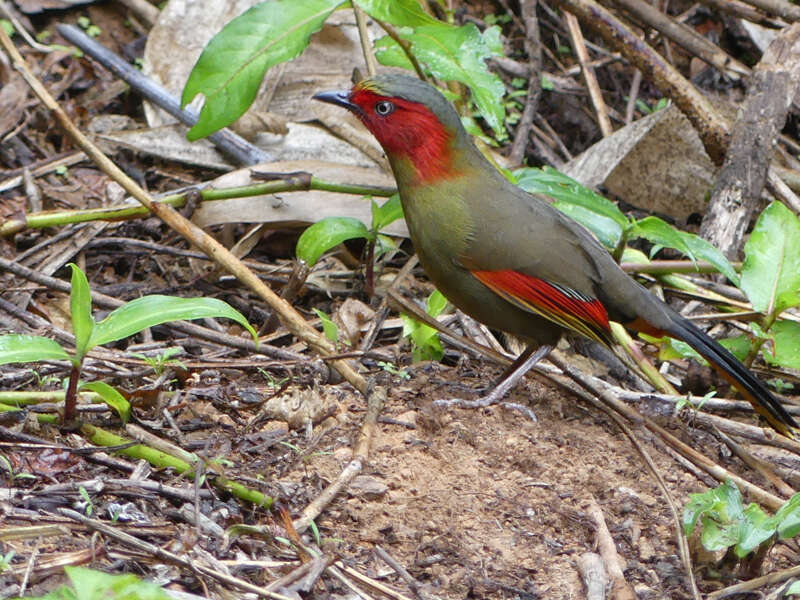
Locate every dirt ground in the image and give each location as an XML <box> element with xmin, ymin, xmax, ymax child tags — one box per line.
<box><xmin>4</xmin><ymin>1</ymin><xmax>800</xmax><ymax>599</ymax></box>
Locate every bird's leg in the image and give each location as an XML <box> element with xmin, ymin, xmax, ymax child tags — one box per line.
<box><xmin>435</xmin><ymin>344</ymin><xmax>553</xmax><ymax>420</ymax></box>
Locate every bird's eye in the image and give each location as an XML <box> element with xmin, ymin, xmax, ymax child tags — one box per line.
<box><xmin>374</xmin><ymin>101</ymin><xmax>395</xmax><ymax>116</ymax></box>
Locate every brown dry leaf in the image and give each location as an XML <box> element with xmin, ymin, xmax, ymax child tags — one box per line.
<box><xmin>0</xmin><ymin>72</ymin><xmax>28</xmax><ymax>139</ymax></box>
<box><xmin>562</xmin><ymin>105</ymin><xmax>715</xmax><ymax>220</ymax></box>
<box><xmin>254</xmin><ymin>385</ymin><xmax>346</xmax><ymax>430</ymax></box>
<box><xmin>192</xmin><ymin>160</ymin><xmax>408</xmax><ymax>237</ymax></box>
<box><xmin>334</xmin><ymin>297</ymin><xmax>375</xmax><ymax>346</ymax></box>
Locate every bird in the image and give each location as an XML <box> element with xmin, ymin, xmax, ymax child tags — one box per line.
<box><xmin>313</xmin><ymin>73</ymin><xmax>798</xmax><ymax>438</ymax></box>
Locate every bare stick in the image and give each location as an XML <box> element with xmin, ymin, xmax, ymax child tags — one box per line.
<box><xmin>293</xmin><ymin>385</ymin><xmax>386</xmax><ymax>532</ymax></box>
<box><xmin>739</xmin><ymin>0</ymin><xmax>800</xmax><ymax>21</ymax></box>
<box><xmin>549</xmin><ymin>0</ymin><xmax>729</xmax><ymax>163</ymax></box>
<box><xmin>611</xmin><ymin>0</ymin><xmax>750</xmax><ymax>79</ymax></box>
<box><xmin>509</xmin><ymin>0</ymin><xmax>543</xmax><ymax>166</ymax></box>
<box><xmin>584</xmin><ymin>495</ymin><xmax>637</xmax><ymax>600</ymax></box>
<box><xmin>354</xmin><ymin>5</ymin><xmax>379</xmax><ymax>77</ymax></box>
<box><xmin>564</xmin><ymin>12</ymin><xmax>613</xmax><ymax>137</ymax></box>
<box><xmin>0</xmin><ymin>27</ymin><xmax>366</xmax><ymax>395</ymax></box>
<box><xmin>55</xmin><ymin>24</ymin><xmax>269</xmax><ymax>167</ymax></box>
<box><xmin>700</xmin><ymin>22</ymin><xmax>800</xmax><ymax>259</ymax></box>
<box><xmin>576</xmin><ymin>553</ymin><xmax>607</xmax><ymax>600</ymax></box>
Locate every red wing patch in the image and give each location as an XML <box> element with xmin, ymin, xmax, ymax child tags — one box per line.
<box><xmin>472</xmin><ymin>269</ymin><xmax>611</xmax><ymax>344</ymax></box>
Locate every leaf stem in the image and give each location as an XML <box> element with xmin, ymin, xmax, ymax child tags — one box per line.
<box><xmin>0</xmin><ymin>177</ymin><xmax>397</xmax><ymax>237</ymax></box>
<box><xmin>63</xmin><ymin>364</ymin><xmax>81</xmax><ymax>422</ymax></box>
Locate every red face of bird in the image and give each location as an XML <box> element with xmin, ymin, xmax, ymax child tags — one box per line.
<box><xmin>313</xmin><ymin>75</ymin><xmax>461</xmax><ymax>184</ymax></box>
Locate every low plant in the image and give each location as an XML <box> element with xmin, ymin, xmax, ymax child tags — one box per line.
<box><xmin>401</xmin><ymin>290</ymin><xmax>448</xmax><ymax>362</ymax></box>
<box><xmin>684</xmin><ymin>480</ymin><xmax>800</xmax><ymax>576</ymax></box>
<box><xmin>296</xmin><ymin>194</ymin><xmax>404</xmax><ymax>295</ymax></box>
<box><xmin>10</xmin><ymin>566</ymin><xmax>170</xmax><ymax>600</ymax></box>
<box><xmin>0</xmin><ymin>264</ymin><xmax>255</xmax><ymax>423</ymax></box>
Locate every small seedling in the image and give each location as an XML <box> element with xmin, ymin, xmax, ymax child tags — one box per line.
<box><xmin>684</xmin><ymin>480</ymin><xmax>800</xmax><ymax>575</ymax></box>
<box><xmin>377</xmin><ymin>361</ymin><xmax>410</xmax><ymax>379</ymax></box>
<box><xmin>0</xmin><ymin>454</ymin><xmax>36</xmax><ymax>483</ymax></box>
<box><xmin>16</xmin><ymin>566</ymin><xmax>170</xmax><ymax>600</ymax></box>
<box><xmin>0</xmin><ymin>264</ymin><xmax>256</xmax><ymax>423</ymax></box>
<box><xmin>131</xmin><ymin>347</ymin><xmax>186</xmax><ymax>377</ymax></box>
<box><xmin>78</xmin><ymin>485</ymin><xmax>94</xmax><ymax>516</ymax></box>
<box><xmin>297</xmin><ymin>194</ymin><xmax>403</xmax><ymax>296</ymax></box>
<box><xmin>401</xmin><ymin>290</ymin><xmax>448</xmax><ymax>362</ymax></box>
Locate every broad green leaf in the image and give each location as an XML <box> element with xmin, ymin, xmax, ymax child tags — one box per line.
<box><xmin>374</xmin><ymin>23</ymin><xmax>506</xmax><ymax>133</ymax></box>
<box><xmin>371</xmin><ymin>194</ymin><xmax>404</xmax><ymax>231</ymax></box>
<box><xmin>699</xmin><ymin>515</ymin><xmax>739</xmax><ymax>552</ymax></box>
<box><xmin>81</xmin><ymin>381</ymin><xmax>131</xmax><ymax>424</ymax></box>
<box><xmin>181</xmin><ymin>0</ymin><xmax>345</xmax><ymax>140</ymax></box>
<box><xmin>355</xmin><ymin>0</ymin><xmax>438</xmax><ymax>27</ymax></box>
<box><xmin>401</xmin><ymin>290</ymin><xmax>446</xmax><ymax>362</ymax></box>
<box><xmin>513</xmin><ymin>167</ymin><xmax>628</xmax><ymax>227</ymax></box>
<box><xmin>68</xmin><ymin>264</ymin><xmax>94</xmax><ymax>359</ymax></box>
<box><xmin>375</xmin><ymin>234</ymin><xmax>398</xmax><ymax>260</ymax></box>
<box><xmin>787</xmin><ymin>580</ymin><xmax>800</xmax><ymax>596</ymax></box>
<box><xmin>296</xmin><ymin>217</ymin><xmax>370</xmax><ymax>266</ymax></box>
<box><xmin>683</xmin><ymin>479</ymin><xmax>742</xmax><ymax>535</ymax></box>
<box><xmin>679</xmin><ymin>232</ymin><xmax>739</xmax><ymax>285</ymax></box>
<box><xmin>553</xmin><ymin>202</ymin><xmax>624</xmax><ymax>250</ymax></box>
<box><xmin>735</xmin><ymin>503</ymin><xmax>777</xmax><ymax>557</ymax></box>
<box><xmin>630</xmin><ymin>216</ymin><xmax>696</xmax><ymax>261</ymax></box>
<box><xmin>741</xmin><ymin>202</ymin><xmax>800</xmax><ymax>315</ymax></box>
<box><xmin>764</xmin><ymin>320</ymin><xmax>800</xmax><ymax>370</ymax></box>
<box><xmin>66</xmin><ymin>566</ymin><xmax>170</xmax><ymax>600</ymax></box>
<box><xmin>0</xmin><ymin>335</ymin><xmax>71</xmax><ymax>364</ymax></box>
<box><xmin>313</xmin><ymin>309</ymin><xmax>339</xmax><ymax>344</ymax></box>
<box><xmin>401</xmin><ymin>314</ymin><xmax>444</xmax><ymax>362</ymax></box>
<box><xmin>776</xmin><ymin>493</ymin><xmax>800</xmax><ymax>539</ymax></box>
<box><xmin>427</xmin><ymin>289</ymin><xmax>448</xmax><ymax>318</ymax></box>
<box><xmin>652</xmin><ymin>335</ymin><xmax>750</xmax><ymax>368</ymax></box>
<box><xmin>89</xmin><ymin>296</ymin><xmax>257</xmax><ymax>347</ymax></box>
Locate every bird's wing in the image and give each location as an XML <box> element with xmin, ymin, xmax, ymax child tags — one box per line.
<box><xmin>457</xmin><ymin>184</ymin><xmax>616</xmax><ymax>344</ymax></box>
<box><xmin>470</xmin><ymin>268</ymin><xmax>611</xmax><ymax>344</ymax></box>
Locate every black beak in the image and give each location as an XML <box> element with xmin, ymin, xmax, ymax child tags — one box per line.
<box><xmin>312</xmin><ymin>90</ymin><xmax>357</xmax><ymax>112</ymax></box>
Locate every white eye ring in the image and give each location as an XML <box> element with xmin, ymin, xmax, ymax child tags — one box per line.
<box><xmin>374</xmin><ymin>101</ymin><xmax>395</xmax><ymax>116</ymax></box>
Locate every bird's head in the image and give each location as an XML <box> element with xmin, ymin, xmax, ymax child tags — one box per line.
<box><xmin>313</xmin><ymin>74</ymin><xmax>465</xmax><ymax>184</ymax></box>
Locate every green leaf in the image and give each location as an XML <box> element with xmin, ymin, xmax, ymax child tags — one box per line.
<box><xmin>313</xmin><ymin>309</ymin><xmax>339</xmax><ymax>344</ymax></box>
<box><xmin>683</xmin><ymin>479</ymin><xmax>743</xmax><ymax>536</ymax></box>
<box><xmin>80</xmin><ymin>381</ymin><xmax>131</xmax><ymax>425</ymax></box>
<box><xmin>735</xmin><ymin>503</ymin><xmax>777</xmax><ymax>557</ymax></box>
<box><xmin>181</xmin><ymin>0</ymin><xmax>345</xmax><ymax>140</ymax></box>
<box><xmin>513</xmin><ymin>167</ymin><xmax>628</xmax><ymax>227</ymax></box>
<box><xmin>553</xmin><ymin>202</ymin><xmax>624</xmax><ymax>250</ymax></box>
<box><xmin>65</xmin><ymin>566</ymin><xmax>170</xmax><ymax>600</ymax></box>
<box><xmin>741</xmin><ymin>201</ymin><xmax>800</xmax><ymax>316</ymax></box>
<box><xmin>678</xmin><ymin>231</ymin><xmax>739</xmax><ymax>285</ymax></box>
<box><xmin>630</xmin><ymin>216</ymin><xmax>696</xmax><ymax>262</ymax></box>
<box><xmin>776</xmin><ymin>493</ymin><xmax>800</xmax><ymax>539</ymax></box>
<box><xmin>296</xmin><ymin>217</ymin><xmax>370</xmax><ymax>266</ymax></box>
<box><xmin>89</xmin><ymin>296</ymin><xmax>257</xmax><ymax>347</ymax></box>
<box><xmin>699</xmin><ymin>515</ymin><xmax>740</xmax><ymax>552</ymax></box>
<box><xmin>371</xmin><ymin>194</ymin><xmax>404</xmax><ymax>231</ymax></box>
<box><xmin>68</xmin><ymin>264</ymin><xmax>94</xmax><ymax>359</ymax></box>
<box><xmin>401</xmin><ymin>290</ymin><xmax>446</xmax><ymax>362</ymax></box>
<box><xmin>427</xmin><ymin>289</ymin><xmax>448</xmax><ymax>318</ymax></box>
<box><xmin>0</xmin><ymin>335</ymin><xmax>71</xmax><ymax>364</ymax></box>
<box><xmin>355</xmin><ymin>0</ymin><xmax>438</xmax><ymax>27</ymax></box>
<box><xmin>764</xmin><ymin>320</ymin><xmax>800</xmax><ymax>370</ymax></box>
<box><xmin>787</xmin><ymin>580</ymin><xmax>800</xmax><ymax>596</ymax></box>
<box><xmin>374</xmin><ymin>23</ymin><xmax>506</xmax><ymax>134</ymax></box>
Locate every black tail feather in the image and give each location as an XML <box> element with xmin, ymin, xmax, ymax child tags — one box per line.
<box><xmin>666</xmin><ymin>316</ymin><xmax>797</xmax><ymax>437</ymax></box>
